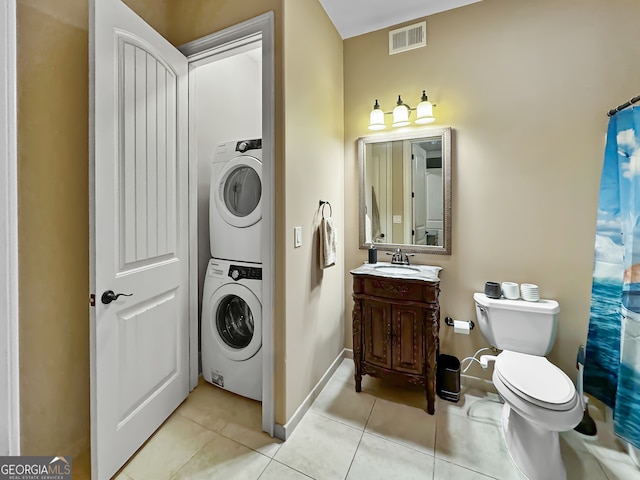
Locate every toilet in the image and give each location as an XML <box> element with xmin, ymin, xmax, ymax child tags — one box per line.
<box><xmin>474</xmin><ymin>293</ymin><xmax>583</xmax><ymax>480</ymax></box>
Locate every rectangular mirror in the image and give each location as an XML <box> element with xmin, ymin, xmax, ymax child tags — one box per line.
<box><xmin>358</xmin><ymin>127</ymin><xmax>452</xmax><ymax>255</ymax></box>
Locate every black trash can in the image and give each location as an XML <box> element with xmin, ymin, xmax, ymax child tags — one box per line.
<box><xmin>437</xmin><ymin>354</ymin><xmax>461</xmax><ymax>403</ymax></box>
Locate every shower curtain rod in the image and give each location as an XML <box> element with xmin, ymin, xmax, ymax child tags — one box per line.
<box><xmin>608</xmin><ymin>94</ymin><xmax>640</xmax><ymax>117</ymax></box>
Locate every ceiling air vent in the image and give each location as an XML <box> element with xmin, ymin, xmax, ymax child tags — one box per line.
<box><xmin>389</xmin><ymin>21</ymin><xmax>426</xmax><ymax>55</ymax></box>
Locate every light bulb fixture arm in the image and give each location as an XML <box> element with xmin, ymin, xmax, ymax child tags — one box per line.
<box><xmin>375</xmin><ymin>105</ymin><xmax>438</xmax><ymax>116</ymax></box>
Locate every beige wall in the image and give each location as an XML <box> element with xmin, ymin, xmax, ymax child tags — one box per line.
<box><xmin>283</xmin><ymin>0</ymin><xmax>344</xmax><ymax>420</ymax></box>
<box><xmin>344</xmin><ymin>0</ymin><xmax>640</xmax><ymax>381</ymax></box>
<box><xmin>122</xmin><ymin>0</ymin><xmax>172</xmax><ymax>38</ymax></box>
<box><xmin>17</xmin><ymin>0</ymin><xmax>90</xmax><ymax>456</ymax></box>
<box><xmin>165</xmin><ymin>1</ymin><xmax>282</xmax><ymax>47</ymax></box>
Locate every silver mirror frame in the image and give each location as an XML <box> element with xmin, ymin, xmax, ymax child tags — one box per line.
<box><xmin>358</xmin><ymin>126</ymin><xmax>452</xmax><ymax>255</ymax></box>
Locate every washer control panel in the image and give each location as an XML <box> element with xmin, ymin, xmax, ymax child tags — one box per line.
<box><xmin>235</xmin><ymin>139</ymin><xmax>262</xmax><ymax>153</ymax></box>
<box><xmin>228</xmin><ymin>265</ymin><xmax>262</xmax><ymax>281</ymax></box>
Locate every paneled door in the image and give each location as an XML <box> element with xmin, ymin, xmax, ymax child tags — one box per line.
<box><xmin>392</xmin><ymin>305</ymin><xmax>424</xmax><ymax>375</ymax></box>
<box><xmin>362</xmin><ymin>299</ymin><xmax>393</xmax><ymax>369</ymax></box>
<box><xmin>90</xmin><ymin>1</ymin><xmax>189</xmax><ymax>478</ymax></box>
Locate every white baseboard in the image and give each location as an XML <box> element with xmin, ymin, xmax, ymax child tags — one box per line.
<box><xmin>274</xmin><ymin>348</ymin><xmax>349</xmax><ymax>441</ymax></box>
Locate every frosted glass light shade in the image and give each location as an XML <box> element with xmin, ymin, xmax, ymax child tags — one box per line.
<box><xmin>415</xmin><ymin>90</ymin><xmax>435</xmax><ymax>124</ymax></box>
<box><xmin>415</xmin><ymin>100</ymin><xmax>434</xmax><ymax>124</ymax></box>
<box><xmin>368</xmin><ymin>100</ymin><xmax>386</xmax><ymax>130</ymax></box>
<box><xmin>392</xmin><ymin>96</ymin><xmax>410</xmax><ymax>127</ymax></box>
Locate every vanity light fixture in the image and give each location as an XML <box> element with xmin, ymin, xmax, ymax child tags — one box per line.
<box><xmin>392</xmin><ymin>96</ymin><xmax>410</xmax><ymax>127</ymax></box>
<box><xmin>368</xmin><ymin>100</ymin><xmax>386</xmax><ymax>130</ymax></box>
<box><xmin>368</xmin><ymin>90</ymin><xmax>435</xmax><ymax>130</ymax></box>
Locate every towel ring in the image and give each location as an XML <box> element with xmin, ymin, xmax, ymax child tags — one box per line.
<box><xmin>319</xmin><ymin>200</ymin><xmax>332</xmax><ymax>218</ymax></box>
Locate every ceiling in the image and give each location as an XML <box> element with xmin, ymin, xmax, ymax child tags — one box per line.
<box><xmin>318</xmin><ymin>0</ymin><xmax>482</xmax><ymax>39</ymax></box>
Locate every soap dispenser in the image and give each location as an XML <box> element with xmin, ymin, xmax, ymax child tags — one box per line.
<box><xmin>368</xmin><ymin>243</ymin><xmax>377</xmax><ymax>264</ymax></box>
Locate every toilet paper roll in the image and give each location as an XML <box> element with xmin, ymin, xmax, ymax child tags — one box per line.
<box><xmin>453</xmin><ymin>320</ymin><xmax>471</xmax><ymax>335</ymax></box>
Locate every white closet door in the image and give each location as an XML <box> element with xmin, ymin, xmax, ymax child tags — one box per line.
<box><xmin>90</xmin><ymin>1</ymin><xmax>189</xmax><ymax>478</ymax></box>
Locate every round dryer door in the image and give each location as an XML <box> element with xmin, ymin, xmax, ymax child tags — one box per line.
<box><xmin>209</xmin><ymin>283</ymin><xmax>262</xmax><ymax>361</ymax></box>
<box><xmin>215</xmin><ymin>155</ymin><xmax>262</xmax><ymax>228</ymax></box>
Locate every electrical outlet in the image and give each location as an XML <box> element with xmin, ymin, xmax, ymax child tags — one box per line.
<box><xmin>393</xmin><ymin>215</ymin><xmax>402</xmax><ymax>224</ymax></box>
<box><xmin>294</xmin><ymin>226</ymin><xmax>302</xmax><ymax>247</ymax></box>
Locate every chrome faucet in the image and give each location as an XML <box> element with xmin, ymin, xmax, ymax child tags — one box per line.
<box><xmin>388</xmin><ymin>248</ymin><xmax>411</xmax><ymax>265</ymax></box>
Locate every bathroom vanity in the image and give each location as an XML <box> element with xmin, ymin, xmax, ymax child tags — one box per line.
<box><xmin>350</xmin><ymin>263</ymin><xmax>441</xmax><ymax>414</ymax></box>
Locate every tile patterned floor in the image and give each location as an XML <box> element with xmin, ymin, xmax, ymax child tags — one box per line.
<box><xmin>82</xmin><ymin>359</ymin><xmax>640</xmax><ymax>480</ymax></box>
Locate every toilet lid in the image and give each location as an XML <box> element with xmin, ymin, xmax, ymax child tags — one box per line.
<box><xmin>495</xmin><ymin>351</ymin><xmax>576</xmax><ymax>407</ymax></box>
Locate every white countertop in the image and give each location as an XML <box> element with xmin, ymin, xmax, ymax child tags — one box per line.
<box><xmin>350</xmin><ymin>262</ymin><xmax>442</xmax><ymax>282</ymax></box>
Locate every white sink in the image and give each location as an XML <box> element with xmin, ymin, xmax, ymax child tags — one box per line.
<box><xmin>373</xmin><ymin>265</ymin><xmax>421</xmax><ymax>274</ymax></box>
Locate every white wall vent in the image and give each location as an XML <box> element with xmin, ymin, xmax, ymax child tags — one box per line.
<box><xmin>389</xmin><ymin>22</ymin><xmax>426</xmax><ymax>55</ymax></box>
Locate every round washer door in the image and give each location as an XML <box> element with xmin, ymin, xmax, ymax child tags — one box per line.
<box><xmin>208</xmin><ymin>283</ymin><xmax>262</xmax><ymax>361</ymax></box>
<box><xmin>215</xmin><ymin>155</ymin><xmax>262</xmax><ymax>228</ymax></box>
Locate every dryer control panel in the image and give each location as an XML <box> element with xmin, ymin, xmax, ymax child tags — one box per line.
<box><xmin>228</xmin><ymin>265</ymin><xmax>262</xmax><ymax>281</ymax></box>
<box><xmin>235</xmin><ymin>139</ymin><xmax>262</xmax><ymax>153</ymax></box>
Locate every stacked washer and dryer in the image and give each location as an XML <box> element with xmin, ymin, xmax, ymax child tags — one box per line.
<box><xmin>201</xmin><ymin>139</ymin><xmax>263</xmax><ymax>401</ymax></box>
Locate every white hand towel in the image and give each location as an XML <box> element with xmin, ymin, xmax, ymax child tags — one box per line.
<box><xmin>320</xmin><ymin>217</ymin><xmax>337</xmax><ymax>269</ymax></box>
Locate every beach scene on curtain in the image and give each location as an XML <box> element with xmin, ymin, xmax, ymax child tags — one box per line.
<box><xmin>585</xmin><ymin>107</ymin><xmax>640</xmax><ymax>449</ymax></box>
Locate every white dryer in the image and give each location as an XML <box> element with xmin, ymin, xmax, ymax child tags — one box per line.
<box><xmin>201</xmin><ymin>258</ymin><xmax>262</xmax><ymax>401</ymax></box>
<box><xmin>210</xmin><ymin>139</ymin><xmax>262</xmax><ymax>264</ymax></box>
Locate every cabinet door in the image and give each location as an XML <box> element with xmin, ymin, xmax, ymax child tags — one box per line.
<box><xmin>363</xmin><ymin>299</ymin><xmax>392</xmax><ymax>369</ymax></box>
<box><xmin>392</xmin><ymin>305</ymin><xmax>424</xmax><ymax>374</ymax></box>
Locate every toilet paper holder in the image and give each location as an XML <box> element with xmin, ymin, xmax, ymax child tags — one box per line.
<box><xmin>444</xmin><ymin>316</ymin><xmax>474</xmax><ymax>331</ymax></box>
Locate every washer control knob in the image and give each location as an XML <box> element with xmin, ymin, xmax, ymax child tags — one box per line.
<box><xmin>231</xmin><ymin>269</ymin><xmax>240</xmax><ymax>280</ymax></box>
<box><xmin>238</xmin><ymin>141</ymin><xmax>249</xmax><ymax>152</ymax></box>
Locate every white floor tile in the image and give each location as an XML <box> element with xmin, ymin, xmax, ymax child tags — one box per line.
<box><xmin>437</xmin><ymin>387</ymin><xmax>503</xmax><ymax>428</ymax></box>
<box><xmin>219</xmin><ymin>421</ymin><xmax>282</xmax><ymax>458</ymax></box>
<box><xmin>274</xmin><ymin>412</ymin><xmax>362</xmax><ymax>480</ymax></box>
<box><xmin>331</xmin><ymin>358</ymin><xmax>356</xmax><ymax>386</ymax></box>
<box><xmin>597</xmin><ymin>455</ymin><xmax>640</xmax><ymax>480</ymax></box>
<box><xmin>171</xmin><ymin>432</ymin><xmax>270</xmax><ymax>480</ymax></box>
<box><xmin>121</xmin><ymin>366</ymin><xmax>640</xmax><ymax>480</ymax></box>
<box><xmin>258</xmin><ymin>460</ymin><xmax>313</xmax><ymax>479</ymax></box>
<box><xmin>435</xmin><ymin>410</ymin><xmax>521</xmax><ymax>479</ymax></box>
<box><xmin>113</xmin><ymin>473</ymin><xmax>134</xmax><ymax>480</ymax></box>
<box><xmin>123</xmin><ymin>415</ymin><xmax>217</xmax><ymax>480</ymax></box>
<box><xmin>584</xmin><ymin>418</ymin><xmax>640</xmax><ymax>469</ymax></box>
<box><xmin>433</xmin><ymin>459</ymin><xmax>496</xmax><ymax>480</ymax></box>
<box><xmin>346</xmin><ymin>432</ymin><xmax>434</xmax><ymax>480</ymax></box>
<box><xmin>310</xmin><ymin>378</ymin><xmax>376</xmax><ymax>429</ymax></box>
<box><xmin>361</xmin><ymin>375</ymin><xmax>427</xmax><ymax>410</ymax></box>
<box><xmin>365</xmin><ymin>397</ymin><xmax>437</xmax><ymax>455</ymax></box>
<box><xmin>560</xmin><ymin>436</ymin><xmax>609</xmax><ymax>480</ymax></box>
<box><xmin>176</xmin><ymin>381</ymin><xmax>261</xmax><ymax>433</ymax></box>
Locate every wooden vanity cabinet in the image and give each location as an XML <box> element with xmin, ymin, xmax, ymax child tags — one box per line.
<box><xmin>352</xmin><ymin>274</ymin><xmax>440</xmax><ymax>414</ymax></box>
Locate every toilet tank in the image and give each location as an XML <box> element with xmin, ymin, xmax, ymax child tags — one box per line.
<box><xmin>473</xmin><ymin>292</ymin><xmax>560</xmax><ymax>356</ymax></box>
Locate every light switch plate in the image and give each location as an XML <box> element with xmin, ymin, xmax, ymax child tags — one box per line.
<box><xmin>393</xmin><ymin>215</ymin><xmax>402</xmax><ymax>224</ymax></box>
<box><xmin>294</xmin><ymin>226</ymin><xmax>302</xmax><ymax>247</ymax></box>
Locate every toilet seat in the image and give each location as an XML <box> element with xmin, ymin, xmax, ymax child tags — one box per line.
<box><xmin>495</xmin><ymin>351</ymin><xmax>576</xmax><ymax>410</ymax></box>
<box><xmin>492</xmin><ymin>369</ymin><xmax>583</xmax><ymax>432</ymax></box>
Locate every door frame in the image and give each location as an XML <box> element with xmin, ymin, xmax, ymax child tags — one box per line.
<box><xmin>0</xmin><ymin>0</ymin><xmax>20</xmax><ymax>456</ymax></box>
<box><xmin>178</xmin><ymin>12</ymin><xmax>276</xmax><ymax>436</ymax></box>
<box><xmin>403</xmin><ymin>140</ymin><xmax>412</xmax><ymax>243</ymax></box>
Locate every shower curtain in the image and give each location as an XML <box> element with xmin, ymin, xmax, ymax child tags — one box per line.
<box><xmin>585</xmin><ymin>105</ymin><xmax>640</xmax><ymax>449</ymax></box>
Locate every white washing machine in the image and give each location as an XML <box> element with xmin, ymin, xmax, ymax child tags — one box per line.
<box><xmin>210</xmin><ymin>139</ymin><xmax>262</xmax><ymax>264</ymax></box>
<box><xmin>201</xmin><ymin>258</ymin><xmax>262</xmax><ymax>401</ymax></box>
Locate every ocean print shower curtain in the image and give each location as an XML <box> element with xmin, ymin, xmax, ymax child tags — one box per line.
<box><xmin>585</xmin><ymin>106</ymin><xmax>640</xmax><ymax>449</ymax></box>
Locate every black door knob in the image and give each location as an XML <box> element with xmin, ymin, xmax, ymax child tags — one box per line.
<box><xmin>101</xmin><ymin>290</ymin><xmax>133</xmax><ymax>305</ymax></box>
